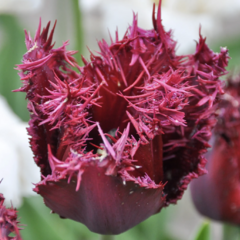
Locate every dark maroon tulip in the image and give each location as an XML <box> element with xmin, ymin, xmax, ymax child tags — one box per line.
<box><xmin>191</xmin><ymin>76</ymin><xmax>240</xmax><ymax>225</ymax></box>
<box><xmin>0</xmin><ymin>191</ymin><xmax>22</xmax><ymax>240</ymax></box>
<box><xmin>16</xmin><ymin>3</ymin><xmax>229</xmax><ymax>234</ymax></box>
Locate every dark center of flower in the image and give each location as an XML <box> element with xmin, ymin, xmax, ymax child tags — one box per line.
<box><xmin>84</xmin><ymin>55</ymin><xmax>164</xmax><ymax>183</ymax></box>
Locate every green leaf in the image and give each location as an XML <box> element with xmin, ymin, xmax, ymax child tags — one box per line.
<box><xmin>0</xmin><ymin>14</ymin><xmax>29</xmax><ymax>121</ymax></box>
<box><xmin>193</xmin><ymin>221</ymin><xmax>210</xmax><ymax>240</ymax></box>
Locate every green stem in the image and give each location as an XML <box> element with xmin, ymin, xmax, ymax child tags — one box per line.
<box><xmin>72</xmin><ymin>0</ymin><xmax>84</xmax><ymax>65</ymax></box>
<box><xmin>223</xmin><ymin>223</ymin><xmax>240</xmax><ymax>240</ymax></box>
<box><xmin>99</xmin><ymin>235</ymin><xmax>115</xmax><ymax>240</ymax></box>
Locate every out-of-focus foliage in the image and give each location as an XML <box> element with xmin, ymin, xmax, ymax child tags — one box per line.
<box><xmin>0</xmin><ymin>15</ymin><xmax>29</xmax><ymax>121</ymax></box>
<box><xmin>211</xmin><ymin>35</ymin><xmax>240</xmax><ymax>73</ymax></box>
<box><xmin>223</xmin><ymin>224</ymin><xmax>240</xmax><ymax>240</ymax></box>
<box><xmin>18</xmin><ymin>196</ymin><xmax>98</xmax><ymax>240</ymax></box>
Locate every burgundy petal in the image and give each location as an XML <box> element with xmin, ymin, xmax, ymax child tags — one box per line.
<box><xmin>35</xmin><ymin>165</ymin><xmax>164</xmax><ymax>234</ymax></box>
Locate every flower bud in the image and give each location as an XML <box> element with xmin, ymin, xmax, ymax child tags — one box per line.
<box><xmin>0</xmin><ymin>189</ymin><xmax>22</xmax><ymax>240</ymax></box>
<box><xmin>191</xmin><ymin>76</ymin><xmax>240</xmax><ymax>225</ymax></box>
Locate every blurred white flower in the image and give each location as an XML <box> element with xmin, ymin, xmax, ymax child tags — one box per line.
<box><xmin>160</xmin><ymin>0</ymin><xmax>240</xmax><ymax>53</ymax></box>
<box><xmin>0</xmin><ymin>0</ymin><xmax>42</xmax><ymax>13</ymax></box>
<box><xmin>80</xmin><ymin>0</ymin><xmax>240</xmax><ymax>54</ymax></box>
<box><xmin>0</xmin><ymin>95</ymin><xmax>40</xmax><ymax>207</ymax></box>
<box><xmin>161</xmin><ymin>0</ymin><xmax>240</xmax><ymax>15</ymax></box>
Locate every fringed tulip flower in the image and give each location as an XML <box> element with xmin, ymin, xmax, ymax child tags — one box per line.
<box><xmin>191</xmin><ymin>76</ymin><xmax>240</xmax><ymax>225</ymax></box>
<box><xmin>0</xmin><ymin>190</ymin><xmax>22</xmax><ymax>240</ymax></box>
<box><xmin>16</xmin><ymin>3</ymin><xmax>229</xmax><ymax>234</ymax></box>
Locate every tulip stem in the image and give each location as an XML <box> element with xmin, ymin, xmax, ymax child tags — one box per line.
<box><xmin>100</xmin><ymin>235</ymin><xmax>115</xmax><ymax>240</ymax></box>
<box><xmin>72</xmin><ymin>0</ymin><xmax>84</xmax><ymax>65</ymax></box>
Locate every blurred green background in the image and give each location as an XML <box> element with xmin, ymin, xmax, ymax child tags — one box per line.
<box><xmin>1</xmin><ymin>0</ymin><xmax>240</xmax><ymax>239</ymax></box>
